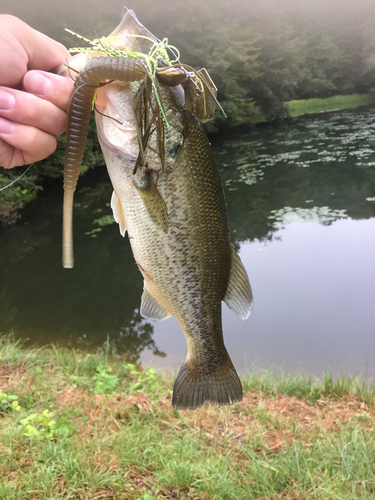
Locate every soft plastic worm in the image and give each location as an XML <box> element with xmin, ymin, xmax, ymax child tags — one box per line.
<box><xmin>63</xmin><ymin>56</ymin><xmax>146</xmax><ymax>268</ymax></box>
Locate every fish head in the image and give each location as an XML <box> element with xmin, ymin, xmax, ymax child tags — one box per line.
<box><xmin>93</xmin><ymin>9</ymin><xmax>186</xmax><ymax>172</ymax></box>
<box><xmin>95</xmin><ymin>80</ymin><xmax>186</xmax><ymax>174</ymax></box>
<box><xmin>61</xmin><ymin>9</ymin><xmax>186</xmax><ymax>269</ymax></box>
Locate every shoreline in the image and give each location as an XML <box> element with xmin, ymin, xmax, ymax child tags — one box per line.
<box><xmin>252</xmin><ymin>93</ymin><xmax>375</xmax><ymax>123</ymax></box>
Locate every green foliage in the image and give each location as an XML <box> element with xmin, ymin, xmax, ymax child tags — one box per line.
<box><xmin>0</xmin><ymin>168</ymin><xmax>42</xmax><ymax>226</ymax></box>
<box><xmin>167</xmin><ymin>20</ymin><xmax>261</xmax><ymax>129</ymax></box>
<box><xmin>93</xmin><ymin>363</ymin><xmax>119</xmax><ymax>394</ymax></box>
<box><xmin>0</xmin><ymin>391</ymin><xmax>21</xmax><ymax>413</ymax></box>
<box><xmin>124</xmin><ymin>363</ymin><xmax>160</xmax><ymax>394</ymax></box>
<box><xmin>144</xmin><ymin>1</ymin><xmax>374</xmax><ymax>127</ymax></box>
<box><xmin>20</xmin><ymin>410</ymin><xmax>74</xmax><ymax>440</ymax></box>
<box><xmin>68</xmin><ymin>357</ymin><xmax>160</xmax><ymax>396</ymax></box>
<box><xmin>138</xmin><ymin>494</ymin><xmax>154</xmax><ymax>500</ymax></box>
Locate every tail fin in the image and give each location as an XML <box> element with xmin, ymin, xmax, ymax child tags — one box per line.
<box><xmin>172</xmin><ymin>358</ymin><xmax>243</xmax><ymax>410</ymax></box>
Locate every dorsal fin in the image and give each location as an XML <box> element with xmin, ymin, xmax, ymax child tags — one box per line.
<box><xmin>224</xmin><ymin>245</ymin><xmax>253</xmax><ymax>320</ymax></box>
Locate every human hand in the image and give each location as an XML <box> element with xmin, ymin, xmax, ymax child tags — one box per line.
<box><xmin>0</xmin><ymin>15</ymin><xmax>74</xmax><ymax>169</ymax></box>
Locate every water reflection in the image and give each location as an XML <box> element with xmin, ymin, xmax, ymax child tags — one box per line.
<box><xmin>0</xmin><ymin>175</ymin><xmax>165</xmax><ymax>361</ymax></box>
<box><xmin>0</xmin><ymin>108</ymin><xmax>374</xmax><ymax>375</ymax></box>
<box><xmin>217</xmin><ymin>108</ymin><xmax>375</xmax><ymax>244</ymax></box>
<box><xmin>143</xmin><ymin>218</ymin><xmax>375</xmax><ymax>380</ymax></box>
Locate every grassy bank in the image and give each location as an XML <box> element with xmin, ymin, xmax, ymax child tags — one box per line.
<box><xmin>253</xmin><ymin>93</ymin><xmax>375</xmax><ymax>123</ymax></box>
<box><xmin>0</xmin><ymin>335</ymin><xmax>374</xmax><ymax>500</ymax></box>
<box><xmin>287</xmin><ymin>94</ymin><xmax>375</xmax><ymax>118</ymax></box>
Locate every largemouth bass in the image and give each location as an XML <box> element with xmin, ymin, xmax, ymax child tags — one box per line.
<box><xmin>62</xmin><ymin>10</ymin><xmax>253</xmax><ymax>410</ymax></box>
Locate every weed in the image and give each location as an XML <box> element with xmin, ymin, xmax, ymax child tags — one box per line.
<box><xmin>93</xmin><ymin>363</ymin><xmax>119</xmax><ymax>394</ymax></box>
<box><xmin>0</xmin><ymin>391</ymin><xmax>21</xmax><ymax>413</ymax></box>
<box><xmin>321</xmin><ymin>372</ymin><xmax>371</xmax><ymax>399</ymax></box>
<box><xmin>244</xmin><ymin>371</ymin><xmax>322</xmax><ymax>403</ymax></box>
<box><xmin>20</xmin><ymin>409</ymin><xmax>74</xmax><ymax>440</ymax></box>
<box><xmin>124</xmin><ymin>363</ymin><xmax>160</xmax><ymax>394</ymax></box>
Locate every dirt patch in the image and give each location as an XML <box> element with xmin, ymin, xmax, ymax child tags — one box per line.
<box><xmin>58</xmin><ymin>388</ymin><xmax>153</xmax><ymax>417</ymax></box>
<box><xmin>57</xmin><ymin>387</ymin><xmax>155</xmax><ymax>439</ymax></box>
<box><xmin>261</xmin><ymin>394</ymin><xmax>374</xmax><ymax>432</ymax></box>
<box><xmin>57</xmin><ymin>387</ymin><xmax>92</xmax><ymax>409</ymax></box>
<box><xmin>151</xmin><ymin>390</ymin><xmax>375</xmax><ymax>452</ymax></box>
<box><xmin>0</xmin><ymin>363</ymin><xmax>30</xmax><ymax>392</ymax></box>
<box><xmin>55</xmin><ymin>386</ymin><xmax>374</xmax><ymax>454</ymax></box>
<box><xmin>0</xmin><ymin>364</ymin><xmax>14</xmax><ymax>391</ymax></box>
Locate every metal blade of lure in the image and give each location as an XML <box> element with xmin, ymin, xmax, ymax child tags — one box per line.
<box><xmin>196</xmin><ymin>68</ymin><xmax>227</xmax><ymax>120</ymax></box>
<box><xmin>156</xmin><ymin>64</ymin><xmax>226</xmax><ymax>123</ymax></box>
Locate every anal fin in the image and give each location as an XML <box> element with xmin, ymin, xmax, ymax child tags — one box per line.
<box><xmin>224</xmin><ymin>244</ymin><xmax>253</xmax><ymax>320</ymax></box>
<box><xmin>140</xmin><ymin>287</ymin><xmax>171</xmax><ymax>321</ymax></box>
<box><xmin>111</xmin><ymin>190</ymin><xmax>127</xmax><ymax>237</ymax></box>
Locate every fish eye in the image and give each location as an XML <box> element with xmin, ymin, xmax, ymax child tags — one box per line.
<box><xmin>168</xmin><ymin>143</ymin><xmax>182</xmax><ymax>158</ymax></box>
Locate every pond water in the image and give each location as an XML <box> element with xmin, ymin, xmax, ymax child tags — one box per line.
<box><xmin>1</xmin><ymin>108</ymin><xmax>375</xmax><ymax>380</ymax></box>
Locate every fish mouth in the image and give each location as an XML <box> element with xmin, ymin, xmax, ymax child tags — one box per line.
<box><xmin>95</xmin><ymin>83</ymin><xmax>138</xmax><ymax>159</ymax></box>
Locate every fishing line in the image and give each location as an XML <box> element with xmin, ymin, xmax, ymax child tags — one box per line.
<box><xmin>0</xmin><ymin>163</ymin><xmax>34</xmax><ymax>192</ymax></box>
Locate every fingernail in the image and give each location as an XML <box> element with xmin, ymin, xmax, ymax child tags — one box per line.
<box><xmin>0</xmin><ymin>89</ymin><xmax>16</xmax><ymax>110</ymax></box>
<box><xmin>26</xmin><ymin>72</ymin><xmax>52</xmax><ymax>95</ymax></box>
<box><xmin>0</xmin><ymin>116</ymin><xmax>15</xmax><ymax>134</ymax></box>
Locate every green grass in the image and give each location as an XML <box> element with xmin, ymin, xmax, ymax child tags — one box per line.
<box><xmin>252</xmin><ymin>93</ymin><xmax>375</xmax><ymax>123</ymax></box>
<box><xmin>0</xmin><ymin>334</ymin><xmax>374</xmax><ymax>500</ymax></box>
<box><xmin>287</xmin><ymin>94</ymin><xmax>375</xmax><ymax>117</ymax></box>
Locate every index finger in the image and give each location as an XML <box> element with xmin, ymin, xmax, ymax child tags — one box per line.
<box><xmin>0</xmin><ymin>15</ymin><xmax>71</xmax><ymax>87</ymax></box>
<box><xmin>23</xmin><ymin>70</ymin><xmax>74</xmax><ymax>112</ymax></box>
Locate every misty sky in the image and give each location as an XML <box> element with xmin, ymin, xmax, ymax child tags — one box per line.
<box><xmin>1</xmin><ymin>0</ymin><xmax>374</xmax><ymax>47</ymax></box>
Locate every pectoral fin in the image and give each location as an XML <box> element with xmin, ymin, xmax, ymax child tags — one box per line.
<box><xmin>111</xmin><ymin>190</ymin><xmax>127</xmax><ymax>237</ymax></box>
<box><xmin>140</xmin><ymin>287</ymin><xmax>171</xmax><ymax>321</ymax></box>
<box><xmin>133</xmin><ymin>170</ymin><xmax>168</xmax><ymax>233</ymax></box>
<box><xmin>224</xmin><ymin>245</ymin><xmax>253</xmax><ymax>320</ymax></box>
